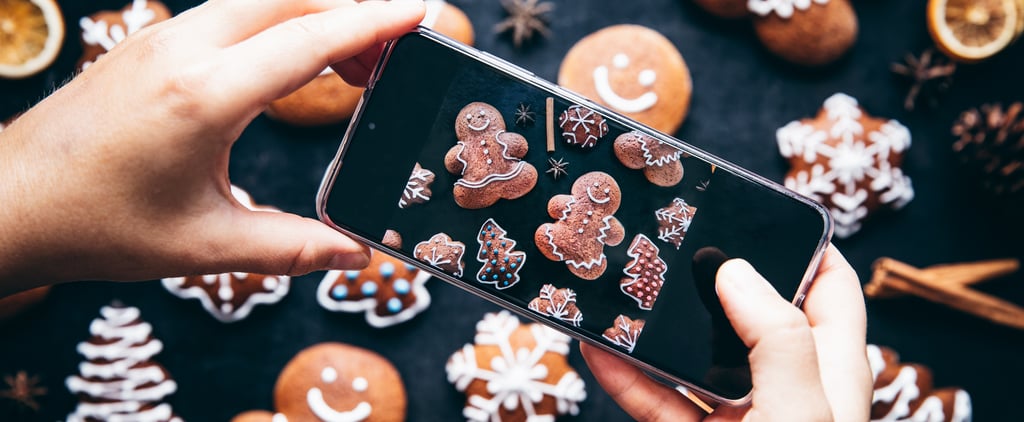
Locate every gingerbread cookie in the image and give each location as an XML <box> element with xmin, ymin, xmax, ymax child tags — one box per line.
<box><xmin>66</xmin><ymin>304</ymin><xmax>182</xmax><ymax>422</ymax></box>
<box><xmin>445</xmin><ymin>102</ymin><xmax>539</xmax><ymax>209</ymax></box>
<box><xmin>692</xmin><ymin>0</ymin><xmax>749</xmax><ymax>19</ymax></box>
<box><xmin>528</xmin><ymin>284</ymin><xmax>583</xmax><ymax>327</ymax></box>
<box><xmin>777</xmin><ymin>93</ymin><xmax>913</xmax><ymax>238</ymax></box>
<box><xmin>382</xmin><ymin>230</ymin><xmax>403</xmax><ymax>250</ymax></box>
<box><xmin>558</xmin><ymin>105</ymin><xmax>609</xmax><ymax>148</ymax></box>
<box><xmin>655</xmin><ymin>197</ymin><xmax>697</xmax><ymax>249</ymax></box>
<box><xmin>602</xmin><ymin>314</ymin><xmax>645</xmax><ymax>353</ymax></box>
<box><xmin>749</xmin><ymin>0</ymin><xmax>858</xmax><ymax>66</ymax></box>
<box><xmin>234</xmin><ymin>343</ymin><xmax>406</xmax><ymax>422</ymax></box>
<box><xmin>317</xmin><ymin>249</ymin><xmax>431</xmax><ymax>328</ymax></box>
<box><xmin>535</xmin><ymin>171</ymin><xmax>626</xmax><ymax>280</ymax></box>
<box><xmin>162</xmin><ymin>186</ymin><xmax>290</xmax><ymax>323</ymax></box>
<box><xmin>559</xmin><ymin>25</ymin><xmax>692</xmax><ymax>134</ymax></box>
<box><xmin>475</xmin><ymin>218</ymin><xmax>527</xmax><ymax>289</ymax></box>
<box><xmin>265</xmin><ymin>70</ymin><xmax>364</xmax><ymax>127</ymax></box>
<box><xmin>868</xmin><ymin>344</ymin><xmax>972</xmax><ymax>422</ymax></box>
<box><xmin>398</xmin><ymin>163</ymin><xmax>435</xmax><ymax>209</ymax></box>
<box><xmin>620</xmin><ymin>234</ymin><xmax>668</xmax><ymax>310</ymax></box>
<box><xmin>413</xmin><ymin>233</ymin><xmax>466</xmax><ymax>277</ymax></box>
<box><xmin>613</xmin><ymin>131</ymin><xmax>685</xmax><ymax>186</ymax></box>
<box><xmin>0</xmin><ymin>286</ymin><xmax>50</xmax><ymax>322</ymax></box>
<box><xmin>78</xmin><ymin>0</ymin><xmax>172</xmax><ymax>71</ymax></box>
<box><xmin>446</xmin><ymin>311</ymin><xmax>587</xmax><ymax>421</ymax></box>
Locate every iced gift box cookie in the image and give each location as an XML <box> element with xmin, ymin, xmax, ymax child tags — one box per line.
<box><xmin>446</xmin><ymin>311</ymin><xmax>587</xmax><ymax>421</ymax></box>
<box><xmin>528</xmin><ymin>284</ymin><xmax>583</xmax><ymax>327</ymax></box>
<box><xmin>162</xmin><ymin>186</ymin><xmax>290</xmax><ymax>322</ymax></box>
<box><xmin>475</xmin><ymin>218</ymin><xmax>527</xmax><ymax>289</ymax></box>
<box><xmin>414</xmin><ymin>233</ymin><xmax>466</xmax><ymax>277</ymax></box>
<box><xmin>78</xmin><ymin>0</ymin><xmax>171</xmax><ymax>71</ymax></box>
<box><xmin>777</xmin><ymin>93</ymin><xmax>913</xmax><ymax>238</ymax></box>
<box><xmin>620</xmin><ymin>234</ymin><xmax>668</xmax><ymax>310</ymax></box>
<box><xmin>613</xmin><ymin>131</ymin><xmax>685</xmax><ymax>187</ymax></box>
<box><xmin>558</xmin><ymin>105</ymin><xmax>609</xmax><ymax>148</ymax></box>
<box><xmin>559</xmin><ymin>25</ymin><xmax>692</xmax><ymax>134</ymax></box>
<box><xmin>398</xmin><ymin>163</ymin><xmax>435</xmax><ymax>209</ymax></box>
<box><xmin>66</xmin><ymin>304</ymin><xmax>181</xmax><ymax>422</ymax></box>
<box><xmin>445</xmin><ymin>102</ymin><xmax>539</xmax><ymax>209</ymax></box>
<box><xmin>868</xmin><ymin>344</ymin><xmax>972</xmax><ymax>422</ymax></box>
<box><xmin>317</xmin><ymin>248</ymin><xmax>431</xmax><ymax>328</ymax></box>
<box><xmin>234</xmin><ymin>342</ymin><xmax>406</xmax><ymax>422</ymax></box>
<box><xmin>602</xmin><ymin>314</ymin><xmax>645</xmax><ymax>353</ymax></box>
<box><xmin>655</xmin><ymin>197</ymin><xmax>697</xmax><ymax>249</ymax></box>
<box><xmin>749</xmin><ymin>0</ymin><xmax>858</xmax><ymax>66</ymax></box>
<box><xmin>535</xmin><ymin>171</ymin><xmax>626</xmax><ymax>280</ymax></box>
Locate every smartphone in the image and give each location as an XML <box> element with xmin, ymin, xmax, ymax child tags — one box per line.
<box><xmin>317</xmin><ymin>27</ymin><xmax>832</xmax><ymax>404</ymax></box>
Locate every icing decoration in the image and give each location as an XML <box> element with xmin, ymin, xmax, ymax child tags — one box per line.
<box><xmin>446</xmin><ymin>311</ymin><xmax>587</xmax><ymax>421</ymax></box>
<box><xmin>777</xmin><ymin>93</ymin><xmax>914</xmax><ymax>238</ymax></box>
<box><xmin>413</xmin><ymin>233</ymin><xmax>466</xmax><ymax>277</ymax></box>
<box><xmin>162</xmin><ymin>186</ymin><xmax>290</xmax><ymax>323</ymax></box>
<box><xmin>655</xmin><ymin>197</ymin><xmax>697</xmax><ymax>250</ymax></box>
<box><xmin>306</xmin><ymin>386</ymin><xmax>372</xmax><ymax>422</ymax></box>
<box><xmin>66</xmin><ymin>304</ymin><xmax>182</xmax><ymax>422</ymax></box>
<box><xmin>593</xmin><ymin>53</ymin><xmax>658</xmax><ymax>113</ymax></box>
<box><xmin>619</xmin><ymin>234</ymin><xmax>668</xmax><ymax>310</ymax></box>
<box><xmin>558</xmin><ymin>105</ymin><xmax>609</xmax><ymax>148</ymax></box>
<box><xmin>475</xmin><ymin>218</ymin><xmax>527</xmax><ymax>290</ymax></box>
<box><xmin>317</xmin><ymin>249</ymin><xmax>432</xmax><ymax>328</ymax></box>
<box><xmin>398</xmin><ymin>163</ymin><xmax>435</xmax><ymax>209</ymax></box>
<box><xmin>747</xmin><ymin>0</ymin><xmax>829</xmax><ymax>18</ymax></box>
<box><xmin>613</xmin><ymin>130</ymin><xmax>685</xmax><ymax>187</ymax></box>
<box><xmin>528</xmin><ymin>284</ymin><xmax>583</xmax><ymax>327</ymax></box>
<box><xmin>79</xmin><ymin>0</ymin><xmax>162</xmax><ymax>70</ymax></box>
<box><xmin>867</xmin><ymin>344</ymin><xmax>972</xmax><ymax>422</ymax></box>
<box><xmin>602</xmin><ymin>315</ymin><xmax>645</xmax><ymax>353</ymax></box>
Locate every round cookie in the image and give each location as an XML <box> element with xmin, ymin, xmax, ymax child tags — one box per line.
<box><xmin>0</xmin><ymin>286</ymin><xmax>51</xmax><ymax>322</ymax></box>
<box><xmin>691</xmin><ymin>0</ymin><xmax>749</xmax><ymax>19</ymax></box>
<box><xmin>422</xmin><ymin>0</ymin><xmax>474</xmax><ymax>45</ymax></box>
<box><xmin>230</xmin><ymin>410</ymin><xmax>275</xmax><ymax>422</ymax></box>
<box><xmin>613</xmin><ymin>130</ymin><xmax>685</xmax><ymax>186</ymax></box>
<box><xmin>78</xmin><ymin>0</ymin><xmax>172</xmax><ymax>71</ymax></box>
<box><xmin>750</xmin><ymin>0</ymin><xmax>858</xmax><ymax>66</ymax></box>
<box><xmin>559</xmin><ymin>25</ymin><xmax>692</xmax><ymax>134</ymax></box>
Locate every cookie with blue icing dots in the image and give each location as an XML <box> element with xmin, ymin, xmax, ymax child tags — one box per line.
<box><xmin>317</xmin><ymin>249</ymin><xmax>431</xmax><ymax>328</ymax></box>
<box><xmin>475</xmin><ymin>218</ymin><xmax>526</xmax><ymax>289</ymax></box>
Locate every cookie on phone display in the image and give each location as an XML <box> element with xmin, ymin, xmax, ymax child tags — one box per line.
<box><xmin>655</xmin><ymin>197</ymin><xmax>698</xmax><ymax>250</ymax></box>
<box><xmin>620</xmin><ymin>234</ymin><xmax>668</xmax><ymax>310</ymax></box>
<box><xmin>445</xmin><ymin>102</ymin><xmax>539</xmax><ymax>209</ymax></box>
<box><xmin>78</xmin><ymin>0</ymin><xmax>172</xmax><ymax>71</ymax></box>
<box><xmin>749</xmin><ymin>0</ymin><xmax>858</xmax><ymax>66</ymax></box>
<box><xmin>528</xmin><ymin>284</ymin><xmax>583</xmax><ymax>327</ymax></box>
<box><xmin>317</xmin><ymin>249</ymin><xmax>431</xmax><ymax>328</ymax></box>
<box><xmin>475</xmin><ymin>218</ymin><xmax>526</xmax><ymax>289</ymax></box>
<box><xmin>602</xmin><ymin>314</ymin><xmax>645</xmax><ymax>353</ymax></box>
<box><xmin>535</xmin><ymin>171</ymin><xmax>626</xmax><ymax>280</ymax></box>
<box><xmin>398</xmin><ymin>163</ymin><xmax>435</xmax><ymax>209</ymax></box>
<box><xmin>558</xmin><ymin>105</ymin><xmax>609</xmax><ymax>148</ymax></box>
<box><xmin>613</xmin><ymin>130</ymin><xmax>685</xmax><ymax>187</ymax></box>
<box><xmin>558</xmin><ymin>25</ymin><xmax>692</xmax><ymax>134</ymax></box>
<box><xmin>382</xmin><ymin>230</ymin><xmax>403</xmax><ymax>249</ymax></box>
<box><xmin>413</xmin><ymin>233</ymin><xmax>466</xmax><ymax>277</ymax></box>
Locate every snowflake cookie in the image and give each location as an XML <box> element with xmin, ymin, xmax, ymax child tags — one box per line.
<box><xmin>559</xmin><ymin>105</ymin><xmax>609</xmax><ymax>148</ymax></box>
<box><xmin>620</xmin><ymin>234</ymin><xmax>668</xmax><ymax>310</ymax></box>
<box><xmin>476</xmin><ymin>218</ymin><xmax>527</xmax><ymax>289</ymax></box>
<box><xmin>78</xmin><ymin>0</ymin><xmax>172</xmax><ymax>71</ymax></box>
<box><xmin>655</xmin><ymin>197</ymin><xmax>697</xmax><ymax>249</ymax></box>
<box><xmin>777</xmin><ymin>93</ymin><xmax>913</xmax><ymax>238</ymax></box>
<box><xmin>446</xmin><ymin>311</ymin><xmax>587</xmax><ymax>422</ymax></box>
<box><xmin>414</xmin><ymin>233</ymin><xmax>466</xmax><ymax>277</ymax></box>
<box><xmin>317</xmin><ymin>249</ymin><xmax>431</xmax><ymax>328</ymax></box>
<box><xmin>528</xmin><ymin>284</ymin><xmax>583</xmax><ymax>327</ymax></box>
<box><xmin>613</xmin><ymin>131</ymin><xmax>685</xmax><ymax>187</ymax></box>
<box><xmin>398</xmin><ymin>162</ymin><xmax>435</xmax><ymax>208</ymax></box>
<box><xmin>602</xmin><ymin>315</ymin><xmax>645</xmax><ymax>353</ymax></box>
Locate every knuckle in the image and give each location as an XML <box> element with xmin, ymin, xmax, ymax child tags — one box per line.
<box><xmin>159</xmin><ymin>63</ymin><xmax>212</xmax><ymax>118</ymax></box>
<box><xmin>286</xmin><ymin>239</ymin><xmax>323</xmax><ymax>276</ymax></box>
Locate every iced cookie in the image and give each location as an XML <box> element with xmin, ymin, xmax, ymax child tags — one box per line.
<box><xmin>382</xmin><ymin>230</ymin><xmax>403</xmax><ymax>250</ymax></box>
<box><xmin>475</xmin><ymin>218</ymin><xmax>526</xmax><ymax>289</ymax></box>
<box><xmin>535</xmin><ymin>171</ymin><xmax>626</xmax><ymax>280</ymax></box>
<box><xmin>398</xmin><ymin>163</ymin><xmax>435</xmax><ymax>209</ymax></box>
<box><xmin>317</xmin><ymin>249</ymin><xmax>431</xmax><ymax>328</ymax></box>
<box><xmin>868</xmin><ymin>344</ymin><xmax>971</xmax><ymax>422</ymax></box>
<box><xmin>414</xmin><ymin>233</ymin><xmax>466</xmax><ymax>277</ymax></box>
<box><xmin>528</xmin><ymin>284</ymin><xmax>583</xmax><ymax>327</ymax></box>
<box><xmin>655</xmin><ymin>197</ymin><xmax>697</xmax><ymax>249</ymax></box>
<box><xmin>234</xmin><ymin>343</ymin><xmax>406</xmax><ymax>422</ymax></box>
<box><xmin>692</xmin><ymin>0</ymin><xmax>749</xmax><ymax>18</ymax></box>
<box><xmin>162</xmin><ymin>186</ymin><xmax>290</xmax><ymax>323</ymax></box>
<box><xmin>66</xmin><ymin>304</ymin><xmax>182</xmax><ymax>422</ymax></box>
<box><xmin>777</xmin><ymin>93</ymin><xmax>913</xmax><ymax>238</ymax></box>
<box><xmin>445</xmin><ymin>102</ymin><xmax>538</xmax><ymax>209</ymax></box>
<box><xmin>602</xmin><ymin>314</ymin><xmax>645</xmax><ymax>353</ymax></box>
<box><xmin>446</xmin><ymin>311</ymin><xmax>587</xmax><ymax>421</ymax></box>
<box><xmin>0</xmin><ymin>286</ymin><xmax>50</xmax><ymax>322</ymax></box>
<box><xmin>559</xmin><ymin>25</ymin><xmax>692</xmax><ymax>134</ymax></box>
<box><xmin>78</xmin><ymin>0</ymin><xmax>172</xmax><ymax>71</ymax></box>
<box><xmin>613</xmin><ymin>130</ymin><xmax>685</xmax><ymax>186</ymax></box>
<box><xmin>558</xmin><ymin>105</ymin><xmax>609</xmax><ymax>148</ymax></box>
<box><xmin>749</xmin><ymin>0</ymin><xmax>858</xmax><ymax>66</ymax></box>
<box><xmin>620</xmin><ymin>234</ymin><xmax>668</xmax><ymax>310</ymax></box>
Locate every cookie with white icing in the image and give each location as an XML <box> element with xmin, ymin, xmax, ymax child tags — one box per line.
<box><xmin>749</xmin><ymin>0</ymin><xmax>857</xmax><ymax>66</ymax></box>
<box><xmin>602</xmin><ymin>314</ymin><xmax>645</xmax><ymax>353</ymax></box>
<box><xmin>475</xmin><ymin>218</ymin><xmax>527</xmax><ymax>289</ymax></box>
<box><xmin>162</xmin><ymin>186</ymin><xmax>290</xmax><ymax>322</ymax></box>
<box><xmin>655</xmin><ymin>197</ymin><xmax>697</xmax><ymax>249</ymax></box>
<box><xmin>614</xmin><ymin>130</ymin><xmax>685</xmax><ymax>187</ymax></box>
<box><xmin>66</xmin><ymin>304</ymin><xmax>182</xmax><ymax>422</ymax></box>
<box><xmin>446</xmin><ymin>311</ymin><xmax>587</xmax><ymax>421</ymax></box>
<box><xmin>620</xmin><ymin>234</ymin><xmax>668</xmax><ymax>310</ymax></box>
<box><xmin>78</xmin><ymin>0</ymin><xmax>172</xmax><ymax>71</ymax></box>
<box><xmin>398</xmin><ymin>163</ymin><xmax>435</xmax><ymax>209</ymax></box>
<box><xmin>317</xmin><ymin>248</ymin><xmax>431</xmax><ymax>328</ymax></box>
<box><xmin>559</xmin><ymin>105</ymin><xmax>609</xmax><ymax>148</ymax></box>
<box><xmin>691</xmin><ymin>0</ymin><xmax>749</xmax><ymax>18</ymax></box>
<box><xmin>559</xmin><ymin>25</ymin><xmax>692</xmax><ymax>134</ymax></box>
<box><xmin>413</xmin><ymin>233</ymin><xmax>466</xmax><ymax>277</ymax></box>
<box><xmin>528</xmin><ymin>284</ymin><xmax>584</xmax><ymax>327</ymax></box>
<box><xmin>868</xmin><ymin>344</ymin><xmax>972</xmax><ymax>422</ymax></box>
<box><xmin>777</xmin><ymin>93</ymin><xmax>913</xmax><ymax>238</ymax></box>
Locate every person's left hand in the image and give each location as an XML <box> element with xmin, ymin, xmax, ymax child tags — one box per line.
<box><xmin>0</xmin><ymin>0</ymin><xmax>426</xmax><ymax>295</ymax></box>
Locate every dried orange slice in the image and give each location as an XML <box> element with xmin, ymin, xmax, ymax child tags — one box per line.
<box><xmin>0</xmin><ymin>0</ymin><xmax>64</xmax><ymax>79</ymax></box>
<box><xmin>928</xmin><ymin>0</ymin><xmax>1023</xmax><ymax>63</ymax></box>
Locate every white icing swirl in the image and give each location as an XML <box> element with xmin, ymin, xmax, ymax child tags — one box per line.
<box><xmin>306</xmin><ymin>388</ymin><xmax>372</xmax><ymax>422</ymax></box>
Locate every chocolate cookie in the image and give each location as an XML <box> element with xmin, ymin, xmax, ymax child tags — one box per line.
<box><xmin>381</xmin><ymin>230</ymin><xmax>403</xmax><ymax>250</ymax></box>
<box><xmin>749</xmin><ymin>0</ymin><xmax>858</xmax><ymax>66</ymax></box>
<box><xmin>613</xmin><ymin>130</ymin><xmax>685</xmax><ymax>186</ymax></box>
<box><xmin>602</xmin><ymin>314</ymin><xmax>645</xmax><ymax>353</ymax></box>
<box><xmin>868</xmin><ymin>344</ymin><xmax>972</xmax><ymax>422</ymax></box>
<box><xmin>559</xmin><ymin>105</ymin><xmax>609</xmax><ymax>148</ymax></box>
<box><xmin>528</xmin><ymin>284</ymin><xmax>583</xmax><ymax>327</ymax></box>
<box><xmin>398</xmin><ymin>163</ymin><xmax>436</xmax><ymax>209</ymax></box>
<box><xmin>413</xmin><ymin>233</ymin><xmax>466</xmax><ymax>277</ymax></box>
<box><xmin>655</xmin><ymin>197</ymin><xmax>697</xmax><ymax>249</ymax></box>
<box><xmin>78</xmin><ymin>0</ymin><xmax>172</xmax><ymax>71</ymax></box>
<box><xmin>475</xmin><ymin>218</ymin><xmax>527</xmax><ymax>289</ymax></box>
<box><xmin>317</xmin><ymin>249</ymin><xmax>431</xmax><ymax>328</ymax></box>
<box><xmin>620</xmin><ymin>234</ymin><xmax>668</xmax><ymax>310</ymax></box>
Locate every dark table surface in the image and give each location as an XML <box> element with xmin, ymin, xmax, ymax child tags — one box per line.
<box><xmin>2</xmin><ymin>0</ymin><xmax>1023</xmax><ymax>420</ymax></box>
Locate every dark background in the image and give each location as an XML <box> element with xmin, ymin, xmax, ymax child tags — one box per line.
<box><xmin>1</xmin><ymin>0</ymin><xmax>1022</xmax><ymax>420</ymax></box>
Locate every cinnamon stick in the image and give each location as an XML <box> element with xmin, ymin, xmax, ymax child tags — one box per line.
<box><xmin>546</xmin><ymin>97</ymin><xmax>555</xmax><ymax>153</ymax></box>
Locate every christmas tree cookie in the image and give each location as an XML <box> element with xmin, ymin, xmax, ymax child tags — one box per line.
<box><xmin>475</xmin><ymin>218</ymin><xmax>526</xmax><ymax>289</ymax></box>
<box><xmin>620</xmin><ymin>234</ymin><xmax>668</xmax><ymax>310</ymax></box>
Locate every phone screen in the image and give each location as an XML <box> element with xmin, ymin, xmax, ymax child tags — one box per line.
<box><xmin>321</xmin><ymin>30</ymin><xmax>829</xmax><ymax>401</ymax></box>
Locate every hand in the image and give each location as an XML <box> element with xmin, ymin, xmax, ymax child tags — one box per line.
<box><xmin>0</xmin><ymin>0</ymin><xmax>426</xmax><ymax>295</ymax></box>
<box><xmin>581</xmin><ymin>244</ymin><xmax>872</xmax><ymax>421</ymax></box>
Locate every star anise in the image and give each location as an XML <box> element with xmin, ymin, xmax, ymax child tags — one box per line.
<box><xmin>514</xmin><ymin>103</ymin><xmax>535</xmax><ymax>127</ymax></box>
<box><xmin>494</xmin><ymin>0</ymin><xmax>554</xmax><ymax>49</ymax></box>
<box><xmin>697</xmin><ymin>179</ymin><xmax>710</xmax><ymax>192</ymax></box>
<box><xmin>546</xmin><ymin>157</ymin><xmax>569</xmax><ymax>180</ymax></box>
<box><xmin>0</xmin><ymin>371</ymin><xmax>46</xmax><ymax>412</ymax></box>
<box><xmin>891</xmin><ymin>49</ymin><xmax>956</xmax><ymax>111</ymax></box>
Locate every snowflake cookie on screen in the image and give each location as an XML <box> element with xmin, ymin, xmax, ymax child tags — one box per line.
<box><xmin>655</xmin><ymin>197</ymin><xmax>697</xmax><ymax>250</ymax></box>
<box><xmin>162</xmin><ymin>186</ymin><xmax>290</xmax><ymax>323</ymax></box>
<box><xmin>528</xmin><ymin>284</ymin><xmax>584</xmax><ymax>327</ymax></box>
<box><xmin>446</xmin><ymin>311</ymin><xmax>587</xmax><ymax>421</ymax></box>
<box><xmin>78</xmin><ymin>0</ymin><xmax>172</xmax><ymax>71</ymax></box>
<box><xmin>602</xmin><ymin>314</ymin><xmax>645</xmax><ymax>353</ymax></box>
<box><xmin>414</xmin><ymin>232</ymin><xmax>466</xmax><ymax>277</ymax></box>
<box><xmin>66</xmin><ymin>303</ymin><xmax>182</xmax><ymax>422</ymax></box>
<box><xmin>777</xmin><ymin>93</ymin><xmax>913</xmax><ymax>238</ymax></box>
<box><xmin>317</xmin><ymin>249</ymin><xmax>431</xmax><ymax>328</ymax></box>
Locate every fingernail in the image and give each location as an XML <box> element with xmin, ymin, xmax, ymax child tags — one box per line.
<box><xmin>328</xmin><ymin>251</ymin><xmax>369</xmax><ymax>270</ymax></box>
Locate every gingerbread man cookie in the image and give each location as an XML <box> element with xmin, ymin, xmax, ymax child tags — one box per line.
<box><xmin>78</xmin><ymin>0</ymin><xmax>172</xmax><ymax>71</ymax></box>
<box><xmin>620</xmin><ymin>234</ymin><xmax>668</xmax><ymax>310</ymax></box>
<box><xmin>528</xmin><ymin>284</ymin><xmax>584</xmax><ymax>327</ymax></box>
<box><xmin>317</xmin><ymin>249</ymin><xmax>431</xmax><ymax>328</ymax></box>
<box><xmin>475</xmin><ymin>218</ymin><xmax>527</xmax><ymax>289</ymax></box>
<box><xmin>413</xmin><ymin>233</ymin><xmax>466</xmax><ymax>277</ymax></box>
<box><xmin>613</xmin><ymin>131</ymin><xmax>685</xmax><ymax>187</ymax></box>
<box><xmin>535</xmin><ymin>171</ymin><xmax>626</xmax><ymax>280</ymax></box>
<box><xmin>602</xmin><ymin>314</ymin><xmax>645</xmax><ymax>353</ymax></box>
<box><xmin>445</xmin><ymin>102</ymin><xmax>538</xmax><ymax>209</ymax></box>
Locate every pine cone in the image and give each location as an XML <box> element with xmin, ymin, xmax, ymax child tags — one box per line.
<box><xmin>952</xmin><ymin>102</ymin><xmax>1024</xmax><ymax>195</ymax></box>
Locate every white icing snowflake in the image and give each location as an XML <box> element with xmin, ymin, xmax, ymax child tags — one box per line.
<box><xmin>528</xmin><ymin>284</ymin><xmax>583</xmax><ymax>327</ymax></box>
<box><xmin>655</xmin><ymin>198</ymin><xmax>696</xmax><ymax>249</ymax></box>
<box><xmin>777</xmin><ymin>93</ymin><xmax>913</xmax><ymax>238</ymax></box>
<box><xmin>398</xmin><ymin>163</ymin><xmax>435</xmax><ymax>208</ymax></box>
<box><xmin>80</xmin><ymin>0</ymin><xmax>159</xmax><ymax>70</ymax></box>
<box><xmin>446</xmin><ymin>311</ymin><xmax>587</xmax><ymax>422</ymax></box>
<box><xmin>748</xmin><ymin>0</ymin><xmax>829</xmax><ymax>18</ymax></box>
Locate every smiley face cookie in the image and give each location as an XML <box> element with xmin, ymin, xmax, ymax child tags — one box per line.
<box><xmin>613</xmin><ymin>131</ymin><xmax>685</xmax><ymax>186</ymax></box>
<box><xmin>317</xmin><ymin>249</ymin><xmax>431</xmax><ymax>328</ymax></box>
<box><xmin>445</xmin><ymin>102</ymin><xmax>538</xmax><ymax>209</ymax></box>
<box><xmin>535</xmin><ymin>171</ymin><xmax>626</xmax><ymax>280</ymax></box>
<box><xmin>559</xmin><ymin>25</ymin><xmax>692</xmax><ymax>134</ymax></box>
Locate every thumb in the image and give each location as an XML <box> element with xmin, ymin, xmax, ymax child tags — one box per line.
<box><xmin>715</xmin><ymin>259</ymin><xmax>831</xmax><ymax>420</ymax></box>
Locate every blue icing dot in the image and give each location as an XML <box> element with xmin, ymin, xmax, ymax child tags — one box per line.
<box><xmin>504</xmin><ymin>257</ymin><xmax>510</xmax><ymax>263</ymax></box>
<box><xmin>345</xmin><ymin>270</ymin><xmax>360</xmax><ymax>280</ymax></box>
<box><xmin>501</xmin><ymin>241</ymin><xmax>507</xmax><ymax>247</ymax></box>
<box><xmin>387</xmin><ymin>298</ymin><xmax>402</xmax><ymax>313</ymax></box>
<box><xmin>394</xmin><ymin>279</ymin><xmax>411</xmax><ymax>294</ymax></box>
<box><xmin>506</xmin><ymin>273</ymin><xmax>513</xmax><ymax>279</ymax></box>
<box><xmin>487</xmin><ymin>225</ymin><xmax>492</xmax><ymax>231</ymax></box>
<box><xmin>499</xmin><ymin>266</ymin><xmax>506</xmax><ymax>272</ymax></box>
<box><xmin>480</xmin><ymin>274</ymin><xmax>487</xmax><ymax>280</ymax></box>
<box><xmin>485</xmin><ymin>267</ymin><xmax>492</xmax><ymax>273</ymax></box>
<box><xmin>493</xmin><ymin>249</ymin><xmax>499</xmax><ymax>254</ymax></box>
<box><xmin>331</xmin><ymin>285</ymin><xmax>348</xmax><ymax>299</ymax></box>
<box><xmin>379</xmin><ymin>262</ymin><xmax>395</xmax><ymax>278</ymax></box>
<box><xmin>404</xmin><ymin>264</ymin><xmax>415</xmax><ymax>271</ymax></box>
<box><xmin>490</xmin><ymin>259</ymin><xmax>497</xmax><ymax>265</ymax></box>
<box><xmin>492</xmin><ymin>274</ymin><xmax>499</xmax><ymax>281</ymax></box>
<box><xmin>361</xmin><ymin>282</ymin><xmax>378</xmax><ymax>296</ymax></box>
<box><xmin>486</xmin><ymin>241</ymin><xmax>492</xmax><ymax>247</ymax></box>
<box><xmin>510</xmin><ymin>263</ymin><xmax>517</xmax><ymax>269</ymax></box>
<box><xmin>516</xmin><ymin>257</ymin><xmax>523</xmax><ymax>263</ymax></box>
<box><xmin>480</xmin><ymin>230</ymin><xmax>486</xmax><ymax>236</ymax></box>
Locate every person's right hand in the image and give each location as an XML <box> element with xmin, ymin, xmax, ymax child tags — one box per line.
<box><xmin>581</xmin><ymin>244</ymin><xmax>872</xmax><ymax>421</ymax></box>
